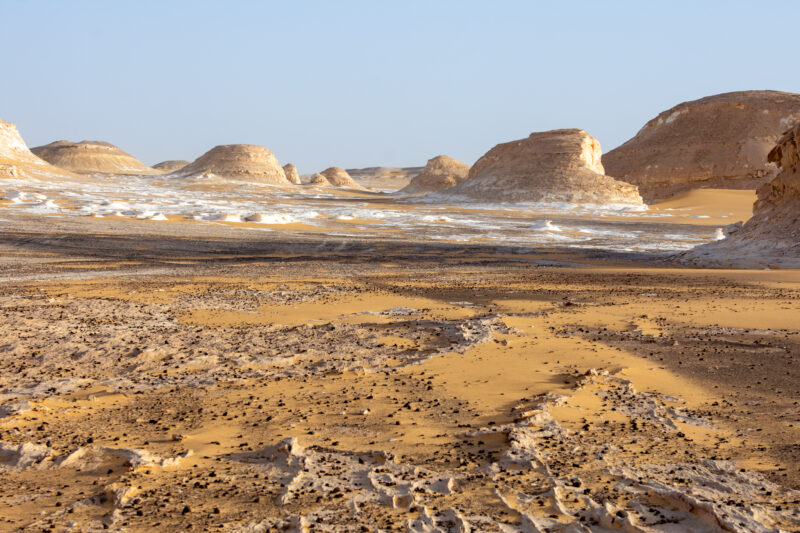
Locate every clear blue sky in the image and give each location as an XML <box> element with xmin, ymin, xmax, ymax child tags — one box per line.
<box><xmin>3</xmin><ymin>1</ymin><xmax>798</xmax><ymax>173</ymax></box>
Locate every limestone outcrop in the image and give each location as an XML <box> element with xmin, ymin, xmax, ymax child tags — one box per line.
<box><xmin>174</xmin><ymin>145</ymin><xmax>291</xmax><ymax>185</ymax></box>
<box><xmin>0</xmin><ymin>120</ymin><xmax>77</xmax><ymax>180</ymax></box>
<box><xmin>153</xmin><ymin>160</ymin><xmax>189</xmax><ymax>173</ymax></box>
<box><xmin>604</xmin><ymin>90</ymin><xmax>800</xmax><ymax>201</ymax></box>
<box><xmin>440</xmin><ymin>129</ymin><xmax>643</xmax><ymax>205</ymax></box>
<box><xmin>308</xmin><ymin>173</ymin><xmax>330</xmax><ymax>186</ymax></box>
<box><xmin>282</xmin><ymin>163</ymin><xmax>301</xmax><ymax>184</ymax></box>
<box><xmin>319</xmin><ymin>167</ymin><xmax>364</xmax><ymax>189</ymax></box>
<box><xmin>31</xmin><ymin>140</ymin><xmax>158</xmax><ymax>175</ymax></box>
<box><xmin>680</xmin><ymin>123</ymin><xmax>800</xmax><ymax>267</ymax></box>
<box><xmin>399</xmin><ymin>155</ymin><xmax>470</xmax><ymax>195</ymax></box>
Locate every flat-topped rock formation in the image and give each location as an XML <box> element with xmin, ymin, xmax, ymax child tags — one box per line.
<box><xmin>440</xmin><ymin>129</ymin><xmax>643</xmax><ymax>205</ymax></box>
<box><xmin>282</xmin><ymin>163</ymin><xmax>301</xmax><ymax>184</ymax></box>
<box><xmin>0</xmin><ymin>120</ymin><xmax>78</xmax><ymax>181</ymax></box>
<box><xmin>680</xmin><ymin>123</ymin><xmax>800</xmax><ymax>267</ymax></box>
<box><xmin>32</xmin><ymin>140</ymin><xmax>158</xmax><ymax>175</ymax></box>
<box><xmin>399</xmin><ymin>155</ymin><xmax>470</xmax><ymax>195</ymax></box>
<box><xmin>319</xmin><ymin>167</ymin><xmax>365</xmax><ymax>189</ymax></box>
<box><xmin>174</xmin><ymin>144</ymin><xmax>291</xmax><ymax>185</ymax></box>
<box><xmin>152</xmin><ymin>160</ymin><xmax>189</xmax><ymax>173</ymax></box>
<box><xmin>604</xmin><ymin>90</ymin><xmax>800</xmax><ymax>202</ymax></box>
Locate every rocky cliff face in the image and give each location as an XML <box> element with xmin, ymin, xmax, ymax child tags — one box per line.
<box><xmin>604</xmin><ymin>90</ymin><xmax>800</xmax><ymax>202</ymax></box>
<box><xmin>282</xmin><ymin>163</ymin><xmax>301</xmax><ymax>185</ymax></box>
<box><xmin>399</xmin><ymin>155</ymin><xmax>470</xmax><ymax>195</ymax></box>
<box><xmin>679</xmin><ymin>123</ymin><xmax>800</xmax><ymax>267</ymax></box>
<box><xmin>319</xmin><ymin>167</ymin><xmax>364</xmax><ymax>189</ymax></box>
<box><xmin>32</xmin><ymin>140</ymin><xmax>158</xmax><ymax>175</ymax></box>
<box><xmin>175</xmin><ymin>145</ymin><xmax>291</xmax><ymax>185</ymax></box>
<box><xmin>153</xmin><ymin>160</ymin><xmax>189</xmax><ymax>173</ymax></box>
<box><xmin>440</xmin><ymin>129</ymin><xmax>642</xmax><ymax>205</ymax></box>
<box><xmin>0</xmin><ymin>120</ymin><xmax>76</xmax><ymax>180</ymax></box>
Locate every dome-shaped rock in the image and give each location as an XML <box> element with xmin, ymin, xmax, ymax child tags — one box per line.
<box><xmin>603</xmin><ymin>90</ymin><xmax>800</xmax><ymax>202</ymax></box>
<box><xmin>175</xmin><ymin>144</ymin><xmax>291</xmax><ymax>185</ymax></box>
<box><xmin>31</xmin><ymin>140</ymin><xmax>158</xmax><ymax>175</ymax></box>
<box><xmin>399</xmin><ymin>155</ymin><xmax>470</xmax><ymax>195</ymax></box>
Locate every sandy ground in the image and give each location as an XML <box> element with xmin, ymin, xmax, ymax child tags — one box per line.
<box><xmin>0</xmin><ymin>211</ymin><xmax>798</xmax><ymax>532</ymax></box>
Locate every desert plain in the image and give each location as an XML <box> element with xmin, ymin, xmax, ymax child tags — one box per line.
<box><xmin>1</xmin><ymin>90</ymin><xmax>800</xmax><ymax>532</ymax></box>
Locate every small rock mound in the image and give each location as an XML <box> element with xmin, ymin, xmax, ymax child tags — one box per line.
<box><xmin>604</xmin><ymin>90</ymin><xmax>800</xmax><ymax>202</ymax></box>
<box><xmin>679</xmin><ymin>123</ymin><xmax>800</xmax><ymax>267</ymax></box>
<box><xmin>175</xmin><ymin>144</ymin><xmax>291</xmax><ymax>185</ymax></box>
<box><xmin>31</xmin><ymin>140</ymin><xmax>158</xmax><ymax>175</ymax></box>
<box><xmin>399</xmin><ymin>155</ymin><xmax>470</xmax><ymax>195</ymax></box>
<box><xmin>283</xmin><ymin>163</ymin><xmax>301</xmax><ymax>184</ymax></box>
<box><xmin>319</xmin><ymin>167</ymin><xmax>364</xmax><ymax>189</ymax></box>
<box><xmin>441</xmin><ymin>129</ymin><xmax>643</xmax><ymax>205</ymax></box>
<box><xmin>152</xmin><ymin>160</ymin><xmax>189</xmax><ymax>173</ymax></box>
<box><xmin>308</xmin><ymin>173</ymin><xmax>330</xmax><ymax>186</ymax></box>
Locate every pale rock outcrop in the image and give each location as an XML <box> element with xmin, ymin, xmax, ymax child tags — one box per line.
<box><xmin>0</xmin><ymin>120</ymin><xmax>77</xmax><ymax>180</ymax></box>
<box><xmin>152</xmin><ymin>160</ymin><xmax>189</xmax><ymax>173</ymax></box>
<box><xmin>32</xmin><ymin>140</ymin><xmax>158</xmax><ymax>175</ymax></box>
<box><xmin>399</xmin><ymin>155</ymin><xmax>470</xmax><ymax>195</ymax></box>
<box><xmin>282</xmin><ymin>163</ymin><xmax>301</xmax><ymax>184</ymax></box>
<box><xmin>308</xmin><ymin>173</ymin><xmax>330</xmax><ymax>186</ymax></box>
<box><xmin>175</xmin><ymin>144</ymin><xmax>291</xmax><ymax>185</ymax></box>
<box><xmin>319</xmin><ymin>167</ymin><xmax>365</xmax><ymax>189</ymax></box>
<box><xmin>604</xmin><ymin>90</ymin><xmax>800</xmax><ymax>202</ymax></box>
<box><xmin>441</xmin><ymin>129</ymin><xmax>643</xmax><ymax>205</ymax></box>
<box><xmin>680</xmin><ymin>123</ymin><xmax>800</xmax><ymax>267</ymax></box>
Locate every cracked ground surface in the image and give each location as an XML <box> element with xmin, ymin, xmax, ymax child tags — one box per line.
<box><xmin>0</xmin><ymin>226</ymin><xmax>799</xmax><ymax>532</ymax></box>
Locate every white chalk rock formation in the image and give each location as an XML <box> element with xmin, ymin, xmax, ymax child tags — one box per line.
<box><xmin>604</xmin><ymin>90</ymin><xmax>800</xmax><ymax>201</ymax></box>
<box><xmin>441</xmin><ymin>129</ymin><xmax>643</xmax><ymax>205</ymax></box>
<box><xmin>175</xmin><ymin>144</ymin><xmax>291</xmax><ymax>185</ymax></box>
<box><xmin>282</xmin><ymin>163</ymin><xmax>301</xmax><ymax>184</ymax></box>
<box><xmin>680</xmin><ymin>122</ymin><xmax>800</xmax><ymax>267</ymax></box>
<box><xmin>0</xmin><ymin>120</ymin><xmax>77</xmax><ymax>180</ymax></box>
<box><xmin>32</xmin><ymin>140</ymin><xmax>158</xmax><ymax>175</ymax></box>
<box><xmin>319</xmin><ymin>167</ymin><xmax>365</xmax><ymax>189</ymax></box>
<box><xmin>399</xmin><ymin>155</ymin><xmax>470</xmax><ymax>195</ymax></box>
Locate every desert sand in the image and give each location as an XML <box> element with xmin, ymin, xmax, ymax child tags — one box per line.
<box><xmin>604</xmin><ymin>90</ymin><xmax>800</xmax><ymax>201</ymax></box>
<box><xmin>0</xmin><ymin>214</ymin><xmax>798</xmax><ymax>531</ymax></box>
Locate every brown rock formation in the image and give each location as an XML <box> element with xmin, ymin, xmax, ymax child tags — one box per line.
<box><xmin>175</xmin><ymin>145</ymin><xmax>291</xmax><ymax>185</ymax></box>
<box><xmin>399</xmin><ymin>155</ymin><xmax>470</xmax><ymax>195</ymax></box>
<box><xmin>31</xmin><ymin>140</ymin><xmax>158</xmax><ymax>175</ymax></box>
<box><xmin>604</xmin><ymin>90</ymin><xmax>800</xmax><ymax>202</ymax></box>
<box><xmin>319</xmin><ymin>167</ymin><xmax>364</xmax><ymax>189</ymax></box>
<box><xmin>283</xmin><ymin>163</ymin><xmax>301</xmax><ymax>184</ymax></box>
<box><xmin>0</xmin><ymin>120</ymin><xmax>77</xmax><ymax>180</ymax></box>
<box><xmin>152</xmin><ymin>160</ymin><xmax>189</xmax><ymax>173</ymax></box>
<box><xmin>441</xmin><ymin>129</ymin><xmax>642</xmax><ymax>205</ymax></box>
<box><xmin>681</xmin><ymin>123</ymin><xmax>800</xmax><ymax>266</ymax></box>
